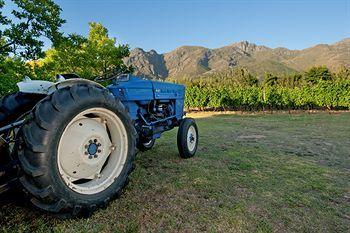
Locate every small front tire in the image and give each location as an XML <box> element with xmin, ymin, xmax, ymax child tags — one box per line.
<box><xmin>177</xmin><ymin>118</ymin><xmax>198</xmax><ymax>158</ymax></box>
<box><xmin>137</xmin><ymin>139</ymin><xmax>156</xmax><ymax>152</ymax></box>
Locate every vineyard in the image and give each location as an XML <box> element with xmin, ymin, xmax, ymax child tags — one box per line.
<box><xmin>185</xmin><ymin>80</ymin><xmax>350</xmax><ymax>110</ymax></box>
<box><xmin>179</xmin><ymin>66</ymin><xmax>350</xmax><ymax>111</ymax></box>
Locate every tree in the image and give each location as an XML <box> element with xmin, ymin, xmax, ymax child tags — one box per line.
<box><xmin>334</xmin><ymin>65</ymin><xmax>350</xmax><ymax>81</ymax></box>
<box><xmin>304</xmin><ymin>66</ymin><xmax>332</xmax><ymax>84</ymax></box>
<box><xmin>40</xmin><ymin>22</ymin><xmax>132</xmax><ymax>80</ymax></box>
<box><xmin>278</xmin><ymin>73</ymin><xmax>303</xmax><ymax>88</ymax></box>
<box><xmin>0</xmin><ymin>0</ymin><xmax>65</xmax><ymax>59</ymax></box>
<box><xmin>263</xmin><ymin>73</ymin><xmax>278</xmax><ymax>87</ymax></box>
<box><xmin>0</xmin><ymin>0</ymin><xmax>9</xmax><ymax>30</ymax></box>
<box><xmin>85</xmin><ymin>22</ymin><xmax>131</xmax><ymax>77</ymax></box>
<box><xmin>34</xmin><ymin>34</ymin><xmax>88</xmax><ymax>79</ymax></box>
<box><xmin>233</xmin><ymin>68</ymin><xmax>258</xmax><ymax>87</ymax></box>
<box><xmin>0</xmin><ymin>57</ymin><xmax>32</xmax><ymax>95</ymax></box>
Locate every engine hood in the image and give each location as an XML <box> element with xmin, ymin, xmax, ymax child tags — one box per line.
<box><xmin>107</xmin><ymin>75</ymin><xmax>185</xmax><ymax>101</ymax></box>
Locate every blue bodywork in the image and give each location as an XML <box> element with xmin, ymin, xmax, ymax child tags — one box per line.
<box><xmin>107</xmin><ymin>75</ymin><xmax>185</xmax><ymax>141</ymax></box>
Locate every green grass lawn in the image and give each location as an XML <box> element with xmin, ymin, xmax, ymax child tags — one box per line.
<box><xmin>1</xmin><ymin>112</ymin><xmax>349</xmax><ymax>232</ymax></box>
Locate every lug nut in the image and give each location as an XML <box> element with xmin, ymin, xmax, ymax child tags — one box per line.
<box><xmin>94</xmin><ymin>154</ymin><xmax>98</xmax><ymax>158</ymax></box>
<box><xmin>97</xmin><ymin>143</ymin><xmax>101</xmax><ymax>147</ymax></box>
<box><xmin>88</xmin><ymin>155</ymin><xmax>93</xmax><ymax>159</ymax></box>
<box><xmin>85</xmin><ymin>145</ymin><xmax>88</xmax><ymax>149</ymax></box>
<box><xmin>94</xmin><ymin>139</ymin><xmax>97</xmax><ymax>143</ymax></box>
<box><xmin>89</xmin><ymin>140</ymin><xmax>93</xmax><ymax>143</ymax></box>
<box><xmin>84</xmin><ymin>152</ymin><xmax>89</xmax><ymax>155</ymax></box>
<box><xmin>97</xmin><ymin>149</ymin><xmax>102</xmax><ymax>153</ymax></box>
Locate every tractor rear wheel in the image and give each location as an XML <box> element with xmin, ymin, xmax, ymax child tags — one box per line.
<box><xmin>18</xmin><ymin>84</ymin><xmax>137</xmax><ymax>217</ymax></box>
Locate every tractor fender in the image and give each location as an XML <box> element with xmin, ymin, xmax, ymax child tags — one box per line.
<box><xmin>48</xmin><ymin>78</ymin><xmax>105</xmax><ymax>94</ymax></box>
<box><xmin>17</xmin><ymin>77</ymin><xmax>105</xmax><ymax>95</ymax></box>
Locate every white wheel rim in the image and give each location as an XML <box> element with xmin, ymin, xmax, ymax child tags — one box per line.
<box><xmin>57</xmin><ymin>107</ymin><xmax>128</xmax><ymax>195</ymax></box>
<box><xmin>187</xmin><ymin>125</ymin><xmax>197</xmax><ymax>152</ymax></box>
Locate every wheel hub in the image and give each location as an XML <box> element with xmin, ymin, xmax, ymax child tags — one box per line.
<box><xmin>189</xmin><ymin>134</ymin><xmax>195</xmax><ymax>143</ymax></box>
<box><xmin>59</xmin><ymin>118</ymin><xmax>112</xmax><ymax>180</ymax></box>
<box><xmin>187</xmin><ymin>125</ymin><xmax>197</xmax><ymax>152</ymax></box>
<box><xmin>88</xmin><ymin>143</ymin><xmax>98</xmax><ymax>155</ymax></box>
<box><xmin>57</xmin><ymin>107</ymin><xmax>129</xmax><ymax>195</ymax></box>
<box><xmin>85</xmin><ymin>139</ymin><xmax>102</xmax><ymax>159</ymax></box>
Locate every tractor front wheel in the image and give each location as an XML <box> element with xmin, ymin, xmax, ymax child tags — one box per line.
<box><xmin>177</xmin><ymin>118</ymin><xmax>198</xmax><ymax>158</ymax></box>
<box><xmin>137</xmin><ymin>139</ymin><xmax>156</xmax><ymax>152</ymax></box>
<box><xmin>18</xmin><ymin>84</ymin><xmax>136</xmax><ymax>217</ymax></box>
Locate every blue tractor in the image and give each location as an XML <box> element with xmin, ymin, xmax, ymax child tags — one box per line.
<box><xmin>0</xmin><ymin>72</ymin><xmax>198</xmax><ymax>217</ymax></box>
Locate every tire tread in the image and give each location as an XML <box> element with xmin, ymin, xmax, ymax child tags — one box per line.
<box><xmin>18</xmin><ymin>84</ymin><xmax>136</xmax><ymax>217</ymax></box>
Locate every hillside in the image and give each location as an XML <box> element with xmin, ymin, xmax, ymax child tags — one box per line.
<box><xmin>124</xmin><ymin>39</ymin><xmax>350</xmax><ymax>79</ymax></box>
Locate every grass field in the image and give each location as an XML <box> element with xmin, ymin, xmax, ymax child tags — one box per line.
<box><xmin>1</xmin><ymin>112</ymin><xmax>349</xmax><ymax>232</ymax></box>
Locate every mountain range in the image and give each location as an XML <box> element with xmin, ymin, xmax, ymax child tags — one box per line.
<box><xmin>124</xmin><ymin>38</ymin><xmax>350</xmax><ymax>79</ymax></box>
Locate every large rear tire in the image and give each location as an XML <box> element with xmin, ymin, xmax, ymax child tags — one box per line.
<box><xmin>18</xmin><ymin>84</ymin><xmax>137</xmax><ymax>217</ymax></box>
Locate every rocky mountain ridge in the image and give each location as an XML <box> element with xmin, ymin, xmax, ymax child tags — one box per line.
<box><xmin>124</xmin><ymin>38</ymin><xmax>350</xmax><ymax>79</ymax></box>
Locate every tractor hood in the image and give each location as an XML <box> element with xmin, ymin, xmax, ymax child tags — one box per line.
<box><xmin>107</xmin><ymin>75</ymin><xmax>185</xmax><ymax>101</ymax></box>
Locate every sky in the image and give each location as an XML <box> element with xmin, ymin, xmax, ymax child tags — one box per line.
<box><xmin>4</xmin><ymin>0</ymin><xmax>350</xmax><ymax>53</ymax></box>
